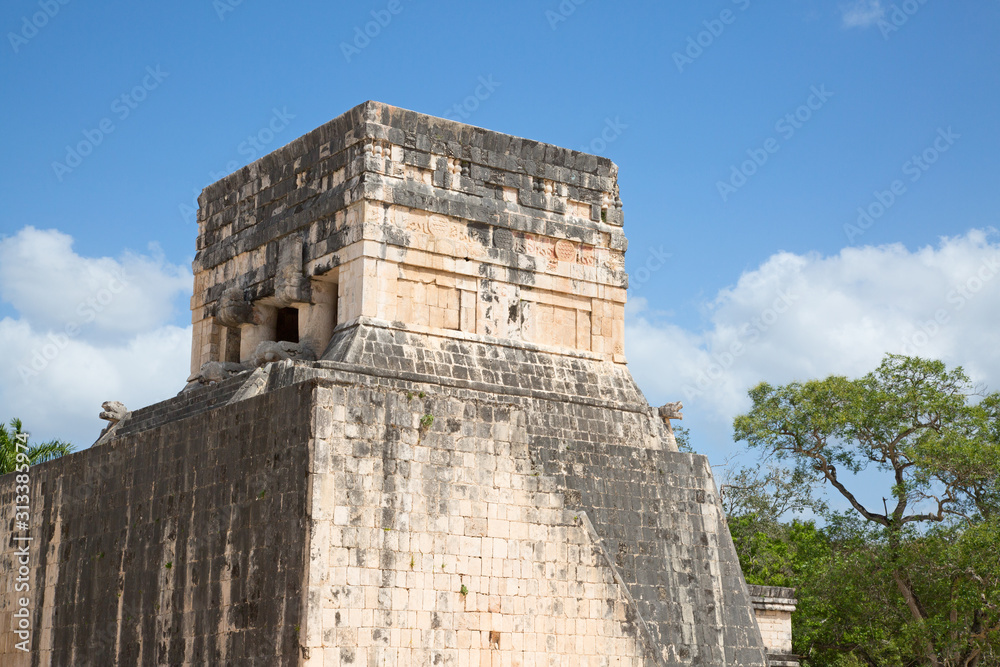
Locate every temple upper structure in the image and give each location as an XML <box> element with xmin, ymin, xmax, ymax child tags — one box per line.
<box><xmin>190</xmin><ymin>101</ymin><xmax>628</xmax><ymax>376</ymax></box>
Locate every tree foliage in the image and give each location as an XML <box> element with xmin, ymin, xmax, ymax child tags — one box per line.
<box><xmin>731</xmin><ymin>355</ymin><xmax>1000</xmax><ymax>666</ymax></box>
<box><xmin>674</xmin><ymin>425</ymin><xmax>692</xmax><ymax>453</ymax></box>
<box><xmin>0</xmin><ymin>418</ymin><xmax>75</xmax><ymax>475</ymax></box>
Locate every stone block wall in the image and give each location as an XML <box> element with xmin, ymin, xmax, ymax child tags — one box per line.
<box><xmin>755</xmin><ymin>609</ymin><xmax>792</xmax><ymax>653</ymax></box>
<box><xmin>748</xmin><ymin>585</ymin><xmax>798</xmax><ymax>666</ymax></box>
<box><xmin>268</xmin><ymin>346</ymin><xmax>768</xmax><ymax>665</ymax></box>
<box><xmin>2</xmin><ymin>363</ymin><xmax>768</xmax><ymax>665</ymax></box>
<box><xmin>190</xmin><ymin>101</ymin><xmax>630</xmax><ymax>375</ymax></box>
<box><xmin>302</xmin><ymin>381</ymin><xmax>649</xmax><ymax>665</ymax></box>
<box><xmin>0</xmin><ymin>383</ymin><xmax>313</xmax><ymax>666</ymax></box>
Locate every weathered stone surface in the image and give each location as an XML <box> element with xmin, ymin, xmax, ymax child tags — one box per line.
<box><xmin>189</xmin><ymin>101</ymin><xmax>629</xmax><ymax>376</ymax></box>
<box><xmin>215</xmin><ymin>287</ymin><xmax>256</xmax><ymax>328</ymax></box>
<box><xmin>186</xmin><ymin>360</ymin><xmax>248</xmax><ymax>385</ymax></box>
<box><xmin>252</xmin><ymin>340</ymin><xmax>315</xmax><ymax>366</ymax></box>
<box><xmin>99</xmin><ymin>400</ymin><xmax>129</xmax><ymax>424</ymax></box>
<box><xmin>749</xmin><ymin>585</ymin><xmax>800</xmax><ymax>666</ymax></box>
<box><xmin>0</xmin><ymin>383</ymin><xmax>313</xmax><ymax>665</ymax></box>
<box><xmin>2</xmin><ymin>362</ymin><xmax>767</xmax><ymax>665</ymax></box>
<box><xmin>0</xmin><ymin>103</ymin><xmax>768</xmax><ymax>665</ymax></box>
<box><xmin>658</xmin><ymin>401</ymin><xmax>684</xmax><ymax>422</ymax></box>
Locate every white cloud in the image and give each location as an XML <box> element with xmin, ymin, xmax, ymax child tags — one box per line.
<box><xmin>5</xmin><ymin>223</ymin><xmax>999</xmax><ymax>479</ymax></box>
<box><xmin>0</xmin><ymin>226</ymin><xmax>190</xmax><ymax>339</ymax></box>
<box><xmin>840</xmin><ymin>0</ymin><xmax>885</xmax><ymax>28</ymax></box>
<box><xmin>0</xmin><ymin>227</ymin><xmax>193</xmax><ymax>448</ymax></box>
<box><xmin>627</xmin><ymin>229</ymin><xmax>1000</xmax><ymax>435</ymax></box>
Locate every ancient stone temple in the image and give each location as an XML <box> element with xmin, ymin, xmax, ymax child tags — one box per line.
<box><xmin>1</xmin><ymin>102</ymin><xmax>768</xmax><ymax>665</ymax></box>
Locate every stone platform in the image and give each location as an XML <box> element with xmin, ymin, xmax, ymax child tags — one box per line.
<box><xmin>2</xmin><ymin>341</ymin><xmax>767</xmax><ymax>665</ymax></box>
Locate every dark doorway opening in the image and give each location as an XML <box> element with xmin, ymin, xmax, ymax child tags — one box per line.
<box><xmin>275</xmin><ymin>307</ymin><xmax>299</xmax><ymax>344</ymax></box>
<box><xmin>225</xmin><ymin>327</ymin><xmax>242</xmax><ymax>363</ymax></box>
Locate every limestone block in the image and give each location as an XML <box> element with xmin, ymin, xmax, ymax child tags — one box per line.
<box><xmin>239</xmin><ymin>305</ymin><xmax>276</xmax><ymax>363</ymax></box>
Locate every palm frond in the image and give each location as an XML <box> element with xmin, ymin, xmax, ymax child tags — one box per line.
<box><xmin>1</xmin><ymin>419</ymin><xmax>75</xmax><ymax>474</ymax></box>
<box><xmin>27</xmin><ymin>440</ymin><xmax>75</xmax><ymax>465</ymax></box>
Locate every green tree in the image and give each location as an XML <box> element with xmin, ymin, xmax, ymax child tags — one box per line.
<box><xmin>674</xmin><ymin>425</ymin><xmax>692</xmax><ymax>452</ymax></box>
<box><xmin>720</xmin><ymin>463</ymin><xmax>827</xmax><ymax>584</ymax></box>
<box><xmin>718</xmin><ymin>463</ymin><xmax>865</xmax><ymax>664</ymax></box>
<box><xmin>0</xmin><ymin>418</ymin><xmax>75</xmax><ymax>475</ymax></box>
<box><xmin>734</xmin><ymin>354</ymin><xmax>1000</xmax><ymax>666</ymax></box>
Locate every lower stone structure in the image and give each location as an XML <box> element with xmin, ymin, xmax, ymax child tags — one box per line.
<box><xmin>1</xmin><ymin>323</ymin><xmax>768</xmax><ymax>665</ymax></box>
<box><xmin>1</xmin><ymin>382</ymin><xmax>312</xmax><ymax>666</ymax></box>
<box><xmin>748</xmin><ymin>586</ymin><xmax>799</xmax><ymax>666</ymax></box>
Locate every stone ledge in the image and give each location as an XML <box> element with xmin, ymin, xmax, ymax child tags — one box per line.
<box><xmin>201</xmin><ymin>101</ymin><xmax>618</xmax><ymax>208</ymax></box>
<box><xmin>291</xmin><ymin>359</ymin><xmax>651</xmax><ymax>416</ymax></box>
<box><xmin>748</xmin><ymin>584</ymin><xmax>798</xmax><ymax>610</ymax></box>
<box><xmin>748</xmin><ymin>585</ymin><xmax>797</xmax><ymax>599</ymax></box>
<box><xmin>332</xmin><ymin>316</ymin><xmax>610</xmax><ymax>362</ymax></box>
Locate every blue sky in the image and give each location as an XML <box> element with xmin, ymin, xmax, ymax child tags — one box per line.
<box><xmin>2</xmin><ymin>1</ymin><xmax>999</xmax><ymax>511</ymax></box>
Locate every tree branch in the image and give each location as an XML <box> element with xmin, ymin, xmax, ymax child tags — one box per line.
<box><xmin>811</xmin><ymin>456</ymin><xmax>889</xmax><ymax>526</ymax></box>
<box><xmin>891</xmin><ymin>570</ymin><xmax>940</xmax><ymax>666</ymax></box>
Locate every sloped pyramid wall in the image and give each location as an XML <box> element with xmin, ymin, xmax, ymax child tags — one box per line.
<box><xmin>2</xmin><ymin>354</ymin><xmax>766</xmax><ymax>665</ymax></box>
